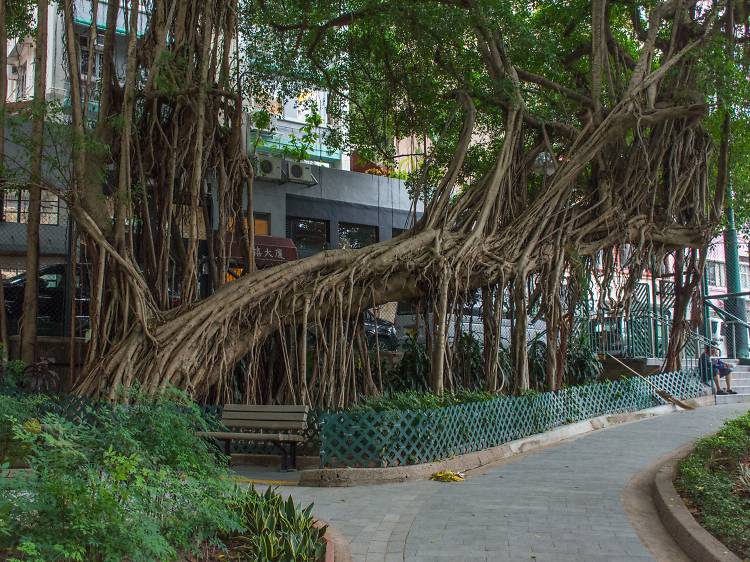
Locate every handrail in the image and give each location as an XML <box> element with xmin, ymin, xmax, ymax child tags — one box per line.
<box><xmin>705</xmin><ymin>300</ymin><xmax>750</xmax><ymax>331</ymax></box>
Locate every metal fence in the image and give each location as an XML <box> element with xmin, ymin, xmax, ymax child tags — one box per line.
<box><xmin>317</xmin><ymin>370</ymin><xmax>709</xmax><ymax>468</ymax></box>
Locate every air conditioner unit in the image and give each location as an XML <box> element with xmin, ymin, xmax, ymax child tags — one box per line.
<box><xmin>287</xmin><ymin>161</ymin><xmax>316</xmax><ymax>185</ymax></box>
<box><xmin>256</xmin><ymin>156</ymin><xmax>284</xmax><ymax>182</ymax></box>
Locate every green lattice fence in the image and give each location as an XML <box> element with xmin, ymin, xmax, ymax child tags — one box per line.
<box><xmin>318</xmin><ymin>370</ymin><xmax>708</xmax><ymax>468</ymax></box>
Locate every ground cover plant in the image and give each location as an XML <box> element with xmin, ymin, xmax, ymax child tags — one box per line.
<box><xmin>676</xmin><ymin>411</ymin><xmax>750</xmax><ymax>559</ymax></box>
<box><xmin>0</xmin><ymin>391</ymin><xmax>325</xmax><ymax>561</ymax></box>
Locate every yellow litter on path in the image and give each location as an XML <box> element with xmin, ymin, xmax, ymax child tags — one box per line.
<box><xmin>431</xmin><ymin>470</ymin><xmax>465</xmax><ymax>482</ymax></box>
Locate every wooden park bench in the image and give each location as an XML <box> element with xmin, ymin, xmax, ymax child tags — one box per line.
<box><xmin>197</xmin><ymin>404</ymin><xmax>310</xmax><ymax>470</ymax></box>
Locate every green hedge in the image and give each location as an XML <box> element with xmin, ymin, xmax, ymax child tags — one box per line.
<box><xmin>675</xmin><ymin>411</ymin><xmax>750</xmax><ymax>560</ymax></box>
<box><xmin>319</xmin><ymin>370</ymin><xmax>708</xmax><ymax>468</ymax></box>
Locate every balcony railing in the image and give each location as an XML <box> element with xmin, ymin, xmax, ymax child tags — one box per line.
<box><xmin>73</xmin><ymin>0</ymin><xmax>149</xmax><ymax>36</ymax></box>
<box><xmin>251</xmin><ymin>122</ymin><xmax>342</xmax><ymax>164</ymax></box>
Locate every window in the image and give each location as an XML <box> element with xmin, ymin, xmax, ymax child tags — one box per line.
<box><xmin>79</xmin><ymin>34</ymin><xmax>104</xmax><ymax>80</ymax></box>
<box><xmin>16</xmin><ymin>64</ymin><xmax>27</xmax><ymax>101</ymax></box>
<box><xmin>287</xmin><ymin>217</ymin><xmax>329</xmax><ymax>257</ymax></box>
<box><xmin>338</xmin><ymin>222</ymin><xmax>378</xmax><ymax>249</ymax></box>
<box><xmin>392</xmin><ymin>227</ymin><xmax>406</xmax><ymax>238</ymax></box>
<box><xmin>705</xmin><ymin>260</ymin><xmax>726</xmax><ymax>287</ymax></box>
<box><xmin>254</xmin><ymin>213</ymin><xmax>271</xmax><ymax>236</ymax></box>
<box><xmin>2</xmin><ymin>190</ymin><xmax>59</xmax><ymax>225</ymax></box>
<box><xmin>741</xmin><ymin>263</ymin><xmax>750</xmax><ymax>290</ymax></box>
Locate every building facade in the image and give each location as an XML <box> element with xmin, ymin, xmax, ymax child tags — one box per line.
<box><xmin>3</xmin><ymin>3</ymin><xmax>416</xmax><ymax>280</ymax></box>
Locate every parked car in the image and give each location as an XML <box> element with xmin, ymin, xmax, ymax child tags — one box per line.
<box><xmin>4</xmin><ymin>264</ymin><xmax>183</xmax><ymax>338</ymax></box>
<box><xmin>363</xmin><ymin>310</ymin><xmax>400</xmax><ymax>349</ymax></box>
<box><xmin>4</xmin><ymin>263</ymin><xmax>89</xmax><ymax>337</ymax></box>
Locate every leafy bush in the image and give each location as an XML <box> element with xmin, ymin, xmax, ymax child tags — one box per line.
<box><xmin>564</xmin><ymin>333</ymin><xmax>603</xmax><ymax>385</ymax></box>
<box><xmin>0</xmin><ymin>393</ymin><xmax>51</xmax><ymax>467</ymax></box>
<box><xmin>384</xmin><ymin>333</ymin><xmax>430</xmax><ymax>391</ymax></box>
<box><xmin>0</xmin><ymin>355</ymin><xmax>26</xmax><ymax>393</ymax></box>
<box><xmin>0</xmin><ymin>391</ymin><xmax>325</xmax><ymax>562</ymax></box>
<box><xmin>226</xmin><ymin>486</ymin><xmax>327</xmax><ymax>561</ymax></box>
<box><xmin>528</xmin><ymin>338</ymin><xmax>548</xmax><ymax>390</ymax></box>
<box><xmin>452</xmin><ymin>333</ymin><xmax>484</xmax><ymax>389</ymax></box>
<box><xmin>676</xmin><ymin>411</ymin><xmax>750</xmax><ymax>559</ymax></box>
<box><xmin>0</xmin><ymin>391</ymin><xmax>239</xmax><ymax>561</ymax></box>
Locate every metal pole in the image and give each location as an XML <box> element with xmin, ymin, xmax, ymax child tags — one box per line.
<box><xmin>650</xmin><ymin>260</ymin><xmax>659</xmax><ymax>357</ymax></box>
<box><xmin>723</xmin><ymin>185</ymin><xmax>748</xmax><ymax>358</ymax></box>
<box><xmin>701</xmin><ymin>273</ymin><xmax>711</xmax><ymax>384</ymax></box>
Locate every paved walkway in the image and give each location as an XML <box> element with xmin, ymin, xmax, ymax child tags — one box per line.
<box><xmin>275</xmin><ymin>402</ymin><xmax>750</xmax><ymax>562</ymax></box>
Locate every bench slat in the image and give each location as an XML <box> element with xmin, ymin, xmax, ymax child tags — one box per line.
<box><xmin>222</xmin><ymin>411</ymin><xmax>307</xmax><ymax>422</ymax></box>
<box><xmin>220</xmin><ymin>419</ymin><xmax>307</xmax><ymax>431</ymax></box>
<box><xmin>197</xmin><ymin>431</ymin><xmax>305</xmax><ymax>443</ymax></box>
<box><xmin>222</xmin><ymin>404</ymin><xmax>309</xmax><ymax>413</ymax></box>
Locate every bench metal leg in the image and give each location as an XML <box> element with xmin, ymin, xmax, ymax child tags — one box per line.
<box><xmin>272</xmin><ymin>442</ymin><xmax>293</xmax><ymax>471</ymax></box>
<box><xmin>290</xmin><ymin>442</ymin><xmax>297</xmax><ymax>470</ymax></box>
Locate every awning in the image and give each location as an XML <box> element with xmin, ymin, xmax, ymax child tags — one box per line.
<box><xmin>228</xmin><ymin>235</ymin><xmax>298</xmax><ymax>268</ymax></box>
<box><xmin>254</xmin><ymin>235</ymin><xmax>298</xmax><ymax>267</ymax></box>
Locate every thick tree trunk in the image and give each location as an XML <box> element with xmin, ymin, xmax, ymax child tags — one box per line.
<box><xmin>20</xmin><ymin>0</ymin><xmax>48</xmax><ymax>365</ymax></box>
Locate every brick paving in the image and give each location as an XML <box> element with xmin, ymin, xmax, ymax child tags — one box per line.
<box><xmin>274</xmin><ymin>402</ymin><xmax>749</xmax><ymax>561</ymax></box>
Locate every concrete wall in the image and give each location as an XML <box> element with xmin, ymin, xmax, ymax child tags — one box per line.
<box><xmin>252</xmin><ymin>165</ymin><xmax>421</xmax><ymax>244</ymax></box>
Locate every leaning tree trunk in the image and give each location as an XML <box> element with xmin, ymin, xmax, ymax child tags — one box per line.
<box><xmin>63</xmin><ymin>0</ymin><xmax>723</xmax><ymax>404</ymax></box>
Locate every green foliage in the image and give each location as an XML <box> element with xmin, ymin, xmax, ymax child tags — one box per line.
<box><xmin>5</xmin><ymin>0</ymin><xmax>36</xmax><ymax>40</ymax></box>
<box><xmin>0</xmin><ymin>354</ymin><xmax>26</xmax><ymax>393</ymax></box>
<box><xmin>384</xmin><ymin>333</ymin><xmax>430</xmax><ymax>391</ymax></box>
<box><xmin>0</xmin><ymin>391</ymin><xmax>326</xmax><ymax>561</ymax></box>
<box><xmin>676</xmin><ymin>412</ymin><xmax>750</xmax><ymax>559</ymax></box>
<box><xmin>0</xmin><ymin>393</ymin><xmax>48</xmax><ymax>467</ymax></box>
<box><xmin>284</xmin><ymin>108</ymin><xmax>324</xmax><ymax>162</ymax></box>
<box><xmin>350</xmin><ymin>389</ymin><xmax>497</xmax><ymax>413</ymax></box>
<box><xmin>564</xmin><ymin>333</ymin><xmax>603</xmax><ymax>386</ymax></box>
<box><xmin>0</xmin><ymin>391</ymin><xmax>240</xmax><ymax>561</ymax></box>
<box><xmin>226</xmin><ymin>486</ymin><xmax>327</xmax><ymax>562</ymax></box>
<box><xmin>452</xmin><ymin>333</ymin><xmax>484</xmax><ymax>390</ymax></box>
<box><xmin>528</xmin><ymin>338</ymin><xmax>548</xmax><ymax>390</ymax></box>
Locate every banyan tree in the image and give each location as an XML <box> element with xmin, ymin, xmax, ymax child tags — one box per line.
<box><xmin>28</xmin><ymin>0</ymin><xmax>749</xmax><ymax>404</ymax></box>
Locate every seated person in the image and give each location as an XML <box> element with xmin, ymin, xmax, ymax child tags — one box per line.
<box><xmin>699</xmin><ymin>344</ymin><xmax>736</xmax><ymax>395</ymax></box>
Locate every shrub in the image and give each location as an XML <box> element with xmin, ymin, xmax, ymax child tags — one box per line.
<box><xmin>0</xmin><ymin>393</ymin><xmax>51</xmax><ymax>467</ymax></box>
<box><xmin>0</xmin><ymin>392</ymin><xmax>240</xmax><ymax>561</ymax></box>
<box><xmin>0</xmin><ymin>391</ymin><xmax>326</xmax><ymax>561</ymax></box>
<box><xmin>350</xmin><ymin>389</ymin><xmax>497</xmax><ymax>412</ymax></box>
<box><xmin>226</xmin><ymin>486</ymin><xmax>327</xmax><ymax>561</ymax></box>
<box><xmin>384</xmin><ymin>334</ymin><xmax>430</xmax><ymax>391</ymax></box>
<box><xmin>675</xmin><ymin>411</ymin><xmax>750</xmax><ymax>559</ymax></box>
<box><xmin>564</xmin><ymin>333</ymin><xmax>603</xmax><ymax>385</ymax></box>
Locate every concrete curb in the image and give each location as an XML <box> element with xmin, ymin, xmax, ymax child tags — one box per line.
<box><xmin>299</xmin><ymin>395</ymin><xmax>714</xmax><ymax>487</ymax></box>
<box><xmin>652</xmin><ymin>449</ymin><xmax>741</xmax><ymax>562</ymax></box>
<box><xmin>315</xmin><ymin>518</ymin><xmax>353</xmax><ymax>562</ymax></box>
